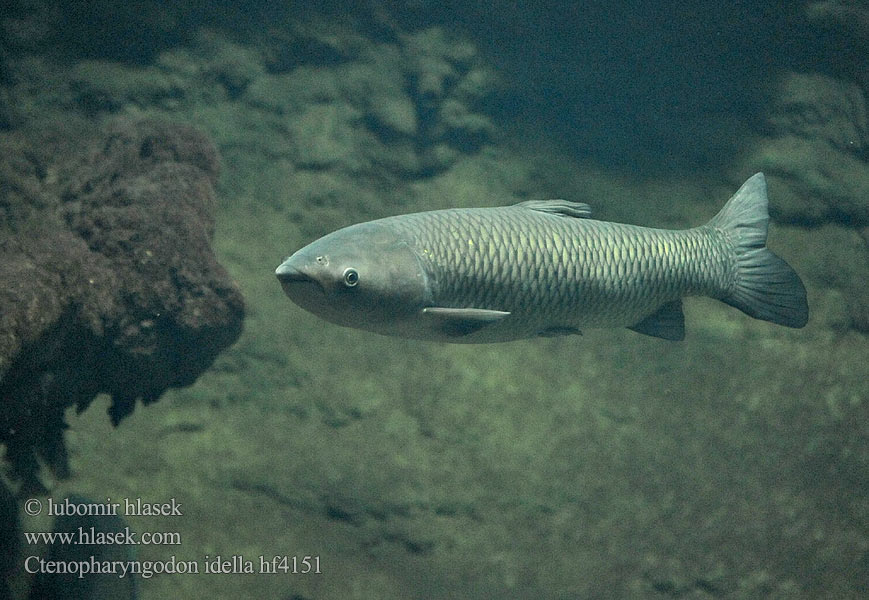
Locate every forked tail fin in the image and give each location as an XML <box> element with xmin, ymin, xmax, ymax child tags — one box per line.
<box><xmin>707</xmin><ymin>173</ymin><xmax>808</xmax><ymax>328</ymax></box>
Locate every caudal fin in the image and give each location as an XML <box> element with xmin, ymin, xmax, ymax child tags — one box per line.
<box><xmin>707</xmin><ymin>173</ymin><xmax>808</xmax><ymax>328</ymax></box>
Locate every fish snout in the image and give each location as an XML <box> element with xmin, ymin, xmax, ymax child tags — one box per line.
<box><xmin>275</xmin><ymin>261</ymin><xmax>308</xmax><ymax>283</ymax></box>
<box><xmin>275</xmin><ymin>259</ymin><xmax>325</xmax><ymax>300</ymax></box>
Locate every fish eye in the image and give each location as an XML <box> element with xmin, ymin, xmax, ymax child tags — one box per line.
<box><xmin>316</xmin><ymin>255</ymin><xmax>327</xmax><ymax>265</ymax></box>
<box><xmin>342</xmin><ymin>267</ymin><xmax>359</xmax><ymax>287</ymax></box>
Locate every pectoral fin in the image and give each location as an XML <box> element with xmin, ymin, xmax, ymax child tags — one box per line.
<box><xmin>627</xmin><ymin>300</ymin><xmax>685</xmax><ymax>341</ymax></box>
<box><xmin>422</xmin><ymin>307</ymin><xmax>510</xmax><ymax>337</ymax></box>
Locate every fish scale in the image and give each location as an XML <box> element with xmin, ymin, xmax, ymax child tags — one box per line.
<box><xmin>384</xmin><ymin>207</ymin><xmax>730</xmax><ymax>332</ymax></box>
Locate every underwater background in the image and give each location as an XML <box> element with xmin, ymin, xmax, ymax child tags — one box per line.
<box><xmin>0</xmin><ymin>1</ymin><xmax>866</xmax><ymax>598</ymax></box>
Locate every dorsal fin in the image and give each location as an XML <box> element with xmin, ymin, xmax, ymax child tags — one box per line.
<box><xmin>515</xmin><ymin>199</ymin><xmax>592</xmax><ymax>218</ymax></box>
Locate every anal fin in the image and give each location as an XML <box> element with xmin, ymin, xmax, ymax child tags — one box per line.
<box><xmin>628</xmin><ymin>300</ymin><xmax>685</xmax><ymax>341</ymax></box>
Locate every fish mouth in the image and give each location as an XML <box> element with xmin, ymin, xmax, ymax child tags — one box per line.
<box><xmin>275</xmin><ymin>262</ymin><xmax>310</xmax><ymax>283</ymax></box>
<box><xmin>275</xmin><ymin>262</ymin><xmax>324</xmax><ymax>297</ymax></box>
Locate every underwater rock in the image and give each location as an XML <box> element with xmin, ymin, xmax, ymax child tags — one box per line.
<box><xmin>745</xmin><ymin>72</ymin><xmax>868</xmax><ymax>226</ymax></box>
<box><xmin>366</xmin><ymin>93</ymin><xmax>419</xmax><ymax>138</ymax></box>
<box><xmin>261</xmin><ymin>19</ymin><xmax>359</xmax><ymax>74</ymax></box>
<box><xmin>0</xmin><ymin>479</ymin><xmax>18</xmax><ymax>600</ymax></box>
<box><xmin>18</xmin><ymin>20</ymin><xmax>502</xmax><ymax>180</ymax></box>
<box><xmin>0</xmin><ymin>118</ymin><xmax>244</xmax><ymax>487</ymax></box>
<box><xmin>769</xmin><ymin>72</ymin><xmax>867</xmax><ymax>151</ymax></box>
<box><xmin>239</xmin><ymin>24</ymin><xmax>500</xmax><ymax>178</ymax></box>
<box><xmin>194</xmin><ymin>30</ymin><xmax>266</xmax><ymax>101</ymax></box>
<box><xmin>807</xmin><ymin>1</ymin><xmax>869</xmax><ymax>45</ymax></box>
<box><xmin>401</xmin><ymin>27</ymin><xmax>500</xmax><ymax>159</ymax></box>
<box><xmin>67</xmin><ymin>60</ymin><xmax>186</xmax><ymax>116</ymax></box>
<box><xmin>289</xmin><ymin>102</ymin><xmax>362</xmax><ymax>170</ymax></box>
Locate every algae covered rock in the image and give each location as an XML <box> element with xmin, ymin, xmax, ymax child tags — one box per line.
<box><xmin>807</xmin><ymin>0</ymin><xmax>869</xmax><ymax>48</ymax></box>
<box><xmin>744</xmin><ymin>72</ymin><xmax>869</xmax><ymax>226</ymax></box>
<box><xmin>0</xmin><ymin>118</ymin><xmax>244</xmax><ymax>487</ymax></box>
<box><xmin>239</xmin><ymin>23</ymin><xmax>501</xmax><ymax>177</ymax></box>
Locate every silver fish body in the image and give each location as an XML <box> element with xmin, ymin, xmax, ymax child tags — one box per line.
<box><xmin>276</xmin><ymin>173</ymin><xmax>808</xmax><ymax>342</ymax></box>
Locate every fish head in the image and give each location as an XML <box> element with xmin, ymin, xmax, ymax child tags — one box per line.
<box><xmin>275</xmin><ymin>222</ymin><xmax>429</xmax><ymax>332</ymax></box>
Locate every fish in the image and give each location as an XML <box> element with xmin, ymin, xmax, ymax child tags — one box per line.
<box><xmin>275</xmin><ymin>173</ymin><xmax>808</xmax><ymax>342</ymax></box>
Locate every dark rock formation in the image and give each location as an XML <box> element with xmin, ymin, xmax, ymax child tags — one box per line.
<box><xmin>0</xmin><ymin>479</ymin><xmax>17</xmax><ymax>600</ymax></box>
<box><xmin>0</xmin><ymin>118</ymin><xmax>244</xmax><ymax>488</ymax></box>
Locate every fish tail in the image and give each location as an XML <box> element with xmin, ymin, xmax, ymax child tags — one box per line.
<box><xmin>707</xmin><ymin>173</ymin><xmax>808</xmax><ymax>328</ymax></box>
